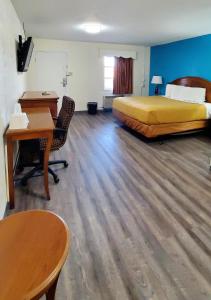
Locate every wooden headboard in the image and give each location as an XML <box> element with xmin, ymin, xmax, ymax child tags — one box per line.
<box><xmin>171</xmin><ymin>76</ymin><xmax>211</xmax><ymax>103</ymax></box>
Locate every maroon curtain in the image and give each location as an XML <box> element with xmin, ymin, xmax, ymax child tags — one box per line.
<box><xmin>113</xmin><ymin>57</ymin><xmax>133</xmax><ymax>94</ymax></box>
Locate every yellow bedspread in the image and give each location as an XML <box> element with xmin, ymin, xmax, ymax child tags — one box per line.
<box><xmin>113</xmin><ymin>96</ymin><xmax>206</xmax><ymax>125</ymax></box>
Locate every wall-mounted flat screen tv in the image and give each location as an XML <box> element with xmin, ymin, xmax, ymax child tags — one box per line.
<box><xmin>17</xmin><ymin>35</ymin><xmax>34</xmax><ymax>72</ymax></box>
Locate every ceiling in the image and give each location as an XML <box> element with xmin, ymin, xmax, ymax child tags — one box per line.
<box><xmin>12</xmin><ymin>0</ymin><xmax>211</xmax><ymax>46</ymax></box>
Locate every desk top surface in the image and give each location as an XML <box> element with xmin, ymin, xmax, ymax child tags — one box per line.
<box><xmin>0</xmin><ymin>210</ymin><xmax>70</xmax><ymax>300</ymax></box>
<box><xmin>20</xmin><ymin>91</ymin><xmax>59</xmax><ymax>101</ymax></box>
<box><xmin>6</xmin><ymin>107</ymin><xmax>55</xmax><ymax>136</ymax></box>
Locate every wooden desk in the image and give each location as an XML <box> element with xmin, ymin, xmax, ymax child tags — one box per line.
<box><xmin>6</xmin><ymin>107</ymin><xmax>54</xmax><ymax>209</ymax></box>
<box><xmin>19</xmin><ymin>91</ymin><xmax>59</xmax><ymax>118</ymax></box>
<box><xmin>0</xmin><ymin>210</ymin><xmax>70</xmax><ymax>300</ymax></box>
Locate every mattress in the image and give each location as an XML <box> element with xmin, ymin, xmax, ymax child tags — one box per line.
<box><xmin>112</xmin><ymin>96</ymin><xmax>207</xmax><ymax>125</ymax></box>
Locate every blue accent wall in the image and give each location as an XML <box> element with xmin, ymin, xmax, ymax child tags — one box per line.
<box><xmin>149</xmin><ymin>34</ymin><xmax>211</xmax><ymax>95</ymax></box>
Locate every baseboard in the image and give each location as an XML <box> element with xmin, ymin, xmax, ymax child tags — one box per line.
<box><xmin>74</xmin><ymin>109</ymin><xmax>105</xmax><ymax>115</ymax></box>
<box><xmin>103</xmin><ymin>108</ymin><xmax>112</xmax><ymax>112</ymax></box>
<box><xmin>74</xmin><ymin>110</ymin><xmax>87</xmax><ymax>114</ymax></box>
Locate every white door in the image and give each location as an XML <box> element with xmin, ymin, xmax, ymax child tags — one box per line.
<box><xmin>32</xmin><ymin>51</ymin><xmax>69</xmax><ymax>108</ymax></box>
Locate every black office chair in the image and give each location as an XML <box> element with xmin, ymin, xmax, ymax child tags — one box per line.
<box><xmin>19</xmin><ymin>96</ymin><xmax>75</xmax><ymax>185</ymax></box>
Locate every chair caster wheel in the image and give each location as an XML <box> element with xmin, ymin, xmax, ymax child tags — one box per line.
<box><xmin>64</xmin><ymin>162</ymin><xmax>68</xmax><ymax>168</ymax></box>
<box><xmin>21</xmin><ymin>180</ymin><xmax>27</xmax><ymax>186</ymax></box>
<box><xmin>16</xmin><ymin>166</ymin><xmax>24</xmax><ymax>174</ymax></box>
<box><xmin>54</xmin><ymin>177</ymin><xmax>60</xmax><ymax>184</ymax></box>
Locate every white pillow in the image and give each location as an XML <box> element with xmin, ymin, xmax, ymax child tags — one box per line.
<box><xmin>171</xmin><ymin>85</ymin><xmax>186</xmax><ymax>100</ymax></box>
<box><xmin>165</xmin><ymin>84</ymin><xmax>175</xmax><ymax>98</ymax></box>
<box><xmin>183</xmin><ymin>86</ymin><xmax>206</xmax><ymax>103</ymax></box>
<box><xmin>171</xmin><ymin>85</ymin><xmax>206</xmax><ymax>103</ymax></box>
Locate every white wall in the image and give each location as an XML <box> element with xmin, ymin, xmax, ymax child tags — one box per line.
<box><xmin>27</xmin><ymin>38</ymin><xmax>150</xmax><ymax>111</ymax></box>
<box><xmin>0</xmin><ymin>0</ymin><xmax>26</xmax><ymax>217</ymax></box>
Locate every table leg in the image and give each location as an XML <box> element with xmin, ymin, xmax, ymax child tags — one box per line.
<box><xmin>43</xmin><ymin>132</ymin><xmax>53</xmax><ymax>200</ymax></box>
<box><xmin>7</xmin><ymin>139</ymin><xmax>15</xmax><ymax>209</ymax></box>
<box><xmin>45</xmin><ymin>275</ymin><xmax>59</xmax><ymax>300</ymax></box>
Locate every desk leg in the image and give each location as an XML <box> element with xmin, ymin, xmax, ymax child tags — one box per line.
<box><xmin>7</xmin><ymin>139</ymin><xmax>15</xmax><ymax>209</ymax></box>
<box><xmin>44</xmin><ymin>132</ymin><xmax>53</xmax><ymax>200</ymax></box>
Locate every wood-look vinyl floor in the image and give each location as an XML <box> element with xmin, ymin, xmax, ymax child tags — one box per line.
<box><xmin>8</xmin><ymin>112</ymin><xmax>211</xmax><ymax>300</ymax></box>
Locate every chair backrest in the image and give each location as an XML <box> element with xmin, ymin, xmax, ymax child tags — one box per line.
<box><xmin>54</xmin><ymin>96</ymin><xmax>75</xmax><ymax>148</ymax></box>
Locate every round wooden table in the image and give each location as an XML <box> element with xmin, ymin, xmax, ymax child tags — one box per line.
<box><xmin>0</xmin><ymin>210</ymin><xmax>70</xmax><ymax>300</ymax></box>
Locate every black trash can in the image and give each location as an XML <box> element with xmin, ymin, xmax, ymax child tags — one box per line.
<box><xmin>87</xmin><ymin>102</ymin><xmax>98</xmax><ymax>115</ymax></box>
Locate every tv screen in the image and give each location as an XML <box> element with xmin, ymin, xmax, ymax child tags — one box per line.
<box><xmin>17</xmin><ymin>36</ymin><xmax>34</xmax><ymax>72</ymax></box>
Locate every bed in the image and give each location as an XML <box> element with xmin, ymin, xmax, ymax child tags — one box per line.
<box><xmin>112</xmin><ymin>77</ymin><xmax>211</xmax><ymax>138</ymax></box>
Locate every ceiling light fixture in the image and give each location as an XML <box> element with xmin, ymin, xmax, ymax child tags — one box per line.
<box><xmin>82</xmin><ymin>22</ymin><xmax>104</xmax><ymax>34</ymax></box>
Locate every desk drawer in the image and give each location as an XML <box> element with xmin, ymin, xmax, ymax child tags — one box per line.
<box><xmin>20</xmin><ymin>100</ymin><xmax>57</xmax><ymax>118</ymax></box>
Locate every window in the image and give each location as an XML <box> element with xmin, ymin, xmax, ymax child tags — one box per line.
<box><xmin>104</xmin><ymin>56</ymin><xmax>114</xmax><ymax>91</ymax></box>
